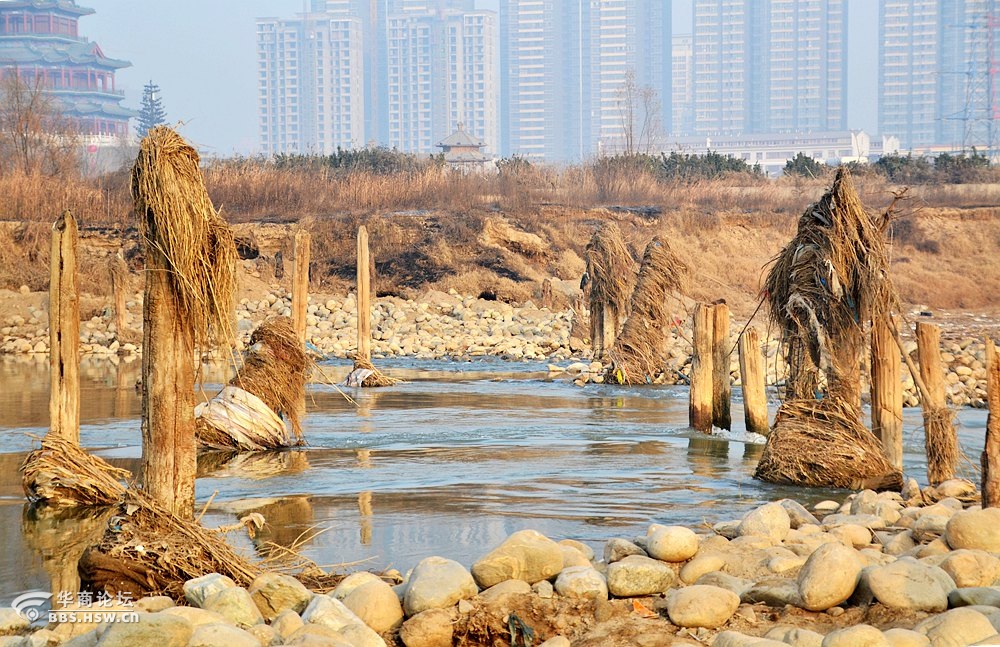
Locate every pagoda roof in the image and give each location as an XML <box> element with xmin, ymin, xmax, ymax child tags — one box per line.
<box><xmin>0</xmin><ymin>1</ymin><xmax>94</xmax><ymax>17</ymax></box>
<box><xmin>436</xmin><ymin>123</ymin><xmax>485</xmax><ymax>149</ymax></box>
<box><xmin>55</xmin><ymin>94</ymin><xmax>136</xmax><ymax>119</ymax></box>
<box><xmin>0</xmin><ymin>36</ymin><xmax>130</xmax><ymax>69</ymax></box>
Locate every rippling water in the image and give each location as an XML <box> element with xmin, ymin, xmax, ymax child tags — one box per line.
<box><xmin>0</xmin><ymin>355</ymin><xmax>987</xmax><ymax>604</ymax></box>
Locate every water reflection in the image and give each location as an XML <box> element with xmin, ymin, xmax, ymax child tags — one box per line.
<box><xmin>686</xmin><ymin>436</ymin><xmax>730</xmax><ymax>478</ymax></box>
<box><xmin>196</xmin><ymin>450</ymin><xmax>311</xmax><ymax>480</ymax></box>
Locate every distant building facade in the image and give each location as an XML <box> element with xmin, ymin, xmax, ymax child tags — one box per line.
<box><xmin>691</xmin><ymin>0</ymin><xmax>846</xmax><ymax>137</ymax></box>
<box><xmin>671</xmin><ymin>34</ymin><xmax>693</xmax><ymax>136</ymax></box>
<box><xmin>499</xmin><ymin>0</ymin><xmax>671</xmax><ymax>161</ymax></box>
<box><xmin>879</xmin><ymin>0</ymin><xmax>999</xmax><ymax>151</ymax></box>
<box><xmin>0</xmin><ymin>0</ymin><xmax>135</xmax><ymax>139</ymax></box>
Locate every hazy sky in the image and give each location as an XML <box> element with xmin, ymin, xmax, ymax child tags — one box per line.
<box><xmin>84</xmin><ymin>0</ymin><xmax>880</xmax><ymax>155</ymax></box>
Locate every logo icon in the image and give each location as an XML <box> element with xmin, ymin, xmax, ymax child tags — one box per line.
<box><xmin>11</xmin><ymin>592</ymin><xmax>52</xmax><ymax>623</ymax></box>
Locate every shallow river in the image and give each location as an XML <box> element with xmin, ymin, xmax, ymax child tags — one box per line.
<box><xmin>0</xmin><ymin>355</ymin><xmax>987</xmax><ymax>604</ymax></box>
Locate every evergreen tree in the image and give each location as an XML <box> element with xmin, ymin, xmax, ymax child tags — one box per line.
<box><xmin>136</xmin><ymin>80</ymin><xmax>166</xmax><ymax>138</ymax></box>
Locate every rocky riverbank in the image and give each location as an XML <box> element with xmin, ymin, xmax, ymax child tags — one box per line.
<box><xmin>3</xmin><ymin>479</ymin><xmax>1000</xmax><ymax>646</ymax></box>
<box><xmin>0</xmin><ymin>282</ymin><xmax>994</xmax><ymax>408</ymax></box>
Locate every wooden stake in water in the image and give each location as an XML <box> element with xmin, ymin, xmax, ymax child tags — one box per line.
<box><xmin>983</xmin><ymin>339</ymin><xmax>1000</xmax><ymax>508</ymax></box>
<box><xmin>916</xmin><ymin>321</ymin><xmax>958</xmax><ymax>485</ymax></box>
<box><xmin>357</xmin><ymin>225</ymin><xmax>372</xmax><ymax>362</ymax></box>
<box><xmin>739</xmin><ymin>326</ymin><xmax>769</xmax><ymax>436</ymax></box>
<box><xmin>292</xmin><ymin>230</ymin><xmax>310</xmax><ymax>343</ymax></box>
<box><xmin>871</xmin><ymin>319</ymin><xmax>903</xmax><ymax>471</ymax></box>
<box><xmin>690</xmin><ymin>303</ymin><xmax>714</xmax><ymax>433</ymax></box>
<box><xmin>141</xmin><ymin>229</ymin><xmax>196</xmax><ymax>518</ymax></box>
<box><xmin>49</xmin><ymin>210</ymin><xmax>80</xmax><ymax>444</ymax></box>
<box><xmin>711</xmin><ymin>302</ymin><xmax>732</xmax><ymax>430</ymax></box>
<box><xmin>109</xmin><ymin>250</ymin><xmax>129</xmax><ymax>343</ymax></box>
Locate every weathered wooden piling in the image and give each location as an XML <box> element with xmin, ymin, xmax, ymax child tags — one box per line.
<box><xmin>916</xmin><ymin>321</ymin><xmax>958</xmax><ymax>485</ymax></box>
<box><xmin>711</xmin><ymin>302</ymin><xmax>732</xmax><ymax>430</ymax></box>
<box><xmin>357</xmin><ymin>225</ymin><xmax>372</xmax><ymax>362</ymax></box>
<box><xmin>689</xmin><ymin>303</ymin><xmax>714</xmax><ymax>433</ymax></box>
<box><xmin>291</xmin><ymin>230</ymin><xmax>311</xmax><ymax>343</ymax></box>
<box><xmin>984</xmin><ymin>339</ymin><xmax>1000</xmax><ymax>508</ymax></box>
<box><xmin>871</xmin><ymin>319</ymin><xmax>903</xmax><ymax>471</ymax></box>
<box><xmin>109</xmin><ymin>250</ymin><xmax>129</xmax><ymax>343</ymax></box>
<box><xmin>739</xmin><ymin>326</ymin><xmax>769</xmax><ymax>436</ymax></box>
<box><xmin>49</xmin><ymin>210</ymin><xmax>79</xmax><ymax>444</ymax></box>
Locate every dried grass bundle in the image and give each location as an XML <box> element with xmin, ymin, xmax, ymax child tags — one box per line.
<box><xmin>79</xmin><ymin>488</ymin><xmax>259</xmax><ymax>600</ymax></box>
<box><xmin>605</xmin><ymin>236</ymin><xmax>688</xmax><ymax>385</ymax></box>
<box><xmin>585</xmin><ymin>222</ymin><xmax>635</xmax><ymax>318</ymax></box>
<box><xmin>754</xmin><ymin>399</ymin><xmax>903</xmax><ymax>490</ymax></box>
<box><xmin>131</xmin><ymin>126</ymin><xmax>237</xmax><ymax>349</ymax></box>
<box><xmin>349</xmin><ymin>356</ymin><xmax>400</xmax><ymax>388</ymax></box>
<box><xmin>926</xmin><ymin>406</ymin><xmax>959</xmax><ymax>485</ymax></box>
<box><xmin>21</xmin><ymin>435</ymin><xmax>130</xmax><ymax>507</ymax></box>
<box><xmin>764</xmin><ymin>167</ymin><xmax>896</xmax><ymax>403</ymax></box>
<box><xmin>230</xmin><ymin>317</ymin><xmax>312</xmax><ymax>442</ymax></box>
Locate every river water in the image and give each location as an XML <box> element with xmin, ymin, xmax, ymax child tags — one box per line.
<box><xmin>0</xmin><ymin>355</ymin><xmax>987</xmax><ymax>604</ymax></box>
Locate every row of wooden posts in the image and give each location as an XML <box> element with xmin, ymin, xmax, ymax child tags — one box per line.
<box><xmin>686</xmin><ymin>299</ymin><xmax>1000</xmax><ymax>496</ymax></box>
<box><xmin>46</xmin><ymin>214</ymin><xmax>1000</xmax><ymax>506</ymax></box>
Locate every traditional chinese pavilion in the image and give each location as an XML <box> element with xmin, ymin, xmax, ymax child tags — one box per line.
<box><xmin>0</xmin><ymin>0</ymin><xmax>136</xmax><ymax>138</ymax></box>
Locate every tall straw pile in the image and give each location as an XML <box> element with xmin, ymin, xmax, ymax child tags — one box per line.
<box><xmin>755</xmin><ymin>168</ymin><xmax>902</xmax><ymax>490</ymax></box>
<box><xmin>79</xmin><ymin>488</ymin><xmax>260</xmax><ymax>600</ymax></box>
<box><xmin>21</xmin><ymin>435</ymin><xmax>130</xmax><ymax>507</ymax></box>
<box><xmin>585</xmin><ymin>222</ymin><xmax>636</xmax><ymax>354</ymax></box>
<box><xmin>132</xmin><ymin>126</ymin><xmax>238</xmax><ymax>349</ymax></box>
<box><xmin>229</xmin><ymin>317</ymin><xmax>311</xmax><ymax>442</ymax></box>
<box><xmin>605</xmin><ymin>236</ymin><xmax>688</xmax><ymax>385</ymax></box>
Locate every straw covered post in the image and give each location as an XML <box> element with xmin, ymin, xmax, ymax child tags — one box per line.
<box><xmin>871</xmin><ymin>319</ymin><xmax>903</xmax><ymax>471</ymax></box>
<box><xmin>49</xmin><ymin>210</ymin><xmax>79</xmax><ymax>444</ymax></box>
<box><xmin>604</xmin><ymin>236</ymin><xmax>687</xmax><ymax>385</ymax></box>
<box><xmin>132</xmin><ymin>126</ymin><xmax>238</xmax><ymax>519</ymax></box>
<box><xmin>689</xmin><ymin>303</ymin><xmax>714</xmax><ymax>432</ymax></box>
<box><xmin>984</xmin><ymin>339</ymin><xmax>1000</xmax><ymax>508</ymax></box>
<box><xmin>755</xmin><ymin>168</ymin><xmax>902</xmax><ymax>490</ymax></box>
<box><xmin>585</xmin><ymin>222</ymin><xmax>635</xmax><ymax>359</ymax></box>
<box><xmin>739</xmin><ymin>326</ymin><xmax>769</xmax><ymax>436</ymax></box>
<box><xmin>712</xmin><ymin>302</ymin><xmax>732</xmax><ymax>430</ymax></box>
<box><xmin>917</xmin><ymin>321</ymin><xmax>958</xmax><ymax>485</ymax></box>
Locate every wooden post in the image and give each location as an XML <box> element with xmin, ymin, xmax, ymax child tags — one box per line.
<box><xmin>689</xmin><ymin>303</ymin><xmax>714</xmax><ymax>433</ymax></box>
<box><xmin>49</xmin><ymin>210</ymin><xmax>79</xmax><ymax>444</ymax></box>
<box><xmin>141</xmin><ymin>238</ymin><xmax>196</xmax><ymax>518</ymax></box>
<box><xmin>871</xmin><ymin>319</ymin><xmax>903</xmax><ymax>471</ymax></box>
<box><xmin>739</xmin><ymin>326</ymin><xmax>769</xmax><ymax>436</ymax></box>
<box><xmin>916</xmin><ymin>321</ymin><xmax>958</xmax><ymax>485</ymax></box>
<box><xmin>109</xmin><ymin>250</ymin><xmax>129</xmax><ymax>342</ymax></box>
<box><xmin>711</xmin><ymin>302</ymin><xmax>732</xmax><ymax>430</ymax></box>
<box><xmin>984</xmin><ymin>339</ymin><xmax>1000</xmax><ymax>508</ymax></box>
<box><xmin>357</xmin><ymin>226</ymin><xmax>372</xmax><ymax>362</ymax></box>
<box><xmin>292</xmin><ymin>230</ymin><xmax>310</xmax><ymax>343</ymax></box>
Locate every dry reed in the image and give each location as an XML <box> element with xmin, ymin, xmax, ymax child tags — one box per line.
<box><xmin>79</xmin><ymin>488</ymin><xmax>260</xmax><ymax>599</ymax></box>
<box><xmin>20</xmin><ymin>435</ymin><xmax>131</xmax><ymax>507</ymax></box>
<box><xmin>585</xmin><ymin>222</ymin><xmax>635</xmax><ymax>319</ymax></box>
<box><xmin>605</xmin><ymin>236</ymin><xmax>688</xmax><ymax>384</ymax></box>
<box><xmin>350</xmin><ymin>356</ymin><xmax>400</xmax><ymax>388</ymax></box>
<box><xmin>131</xmin><ymin>126</ymin><xmax>237</xmax><ymax>349</ymax></box>
<box><xmin>230</xmin><ymin>317</ymin><xmax>312</xmax><ymax>442</ymax></box>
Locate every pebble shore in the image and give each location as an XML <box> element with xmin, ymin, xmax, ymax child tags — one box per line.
<box><xmin>2</xmin><ymin>479</ymin><xmax>999</xmax><ymax>646</ymax></box>
<box><xmin>0</xmin><ymin>283</ymin><xmax>992</xmax><ymax>408</ymax></box>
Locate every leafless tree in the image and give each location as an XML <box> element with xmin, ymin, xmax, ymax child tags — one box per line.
<box><xmin>0</xmin><ymin>69</ymin><xmax>79</xmax><ymax>176</ymax></box>
<box><xmin>616</xmin><ymin>69</ymin><xmax>662</xmax><ymax>156</ymax></box>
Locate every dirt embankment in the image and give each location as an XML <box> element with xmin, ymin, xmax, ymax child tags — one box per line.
<box><xmin>0</xmin><ymin>203</ymin><xmax>998</xmax><ymax>325</ymax></box>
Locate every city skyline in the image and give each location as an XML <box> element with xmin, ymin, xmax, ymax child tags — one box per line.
<box><xmin>58</xmin><ymin>1</ymin><xmax>910</xmax><ymax>157</ymax></box>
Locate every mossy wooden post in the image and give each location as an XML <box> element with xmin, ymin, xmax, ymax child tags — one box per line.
<box><xmin>689</xmin><ymin>303</ymin><xmax>714</xmax><ymax>433</ymax></box>
<box><xmin>871</xmin><ymin>319</ymin><xmax>903</xmax><ymax>471</ymax></box>
<box><xmin>711</xmin><ymin>302</ymin><xmax>732</xmax><ymax>430</ymax></box>
<box><xmin>357</xmin><ymin>225</ymin><xmax>372</xmax><ymax>362</ymax></box>
<box><xmin>739</xmin><ymin>326</ymin><xmax>769</xmax><ymax>436</ymax></box>
<box><xmin>983</xmin><ymin>339</ymin><xmax>1000</xmax><ymax>508</ymax></box>
<box><xmin>49</xmin><ymin>210</ymin><xmax>79</xmax><ymax>444</ymax></box>
<box><xmin>917</xmin><ymin>321</ymin><xmax>957</xmax><ymax>485</ymax></box>
<box><xmin>141</xmin><ymin>232</ymin><xmax>196</xmax><ymax>519</ymax></box>
<box><xmin>109</xmin><ymin>251</ymin><xmax>129</xmax><ymax>342</ymax></box>
<box><xmin>292</xmin><ymin>230</ymin><xmax>310</xmax><ymax>343</ymax></box>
